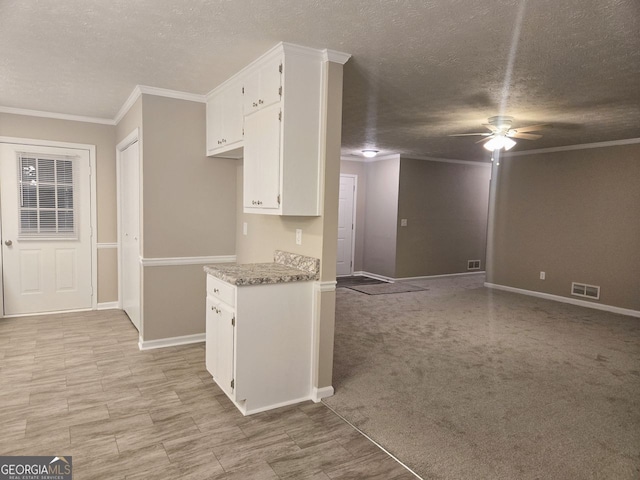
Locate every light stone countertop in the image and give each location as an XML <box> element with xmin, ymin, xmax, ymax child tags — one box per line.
<box><xmin>204</xmin><ymin>250</ymin><xmax>320</xmax><ymax>286</ymax></box>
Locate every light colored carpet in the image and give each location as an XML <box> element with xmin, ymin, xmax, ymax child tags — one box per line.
<box><xmin>325</xmin><ymin>274</ymin><xmax>640</xmax><ymax>480</ymax></box>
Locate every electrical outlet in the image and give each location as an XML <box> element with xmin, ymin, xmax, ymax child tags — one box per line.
<box><xmin>295</xmin><ymin>229</ymin><xmax>302</xmax><ymax>245</ymax></box>
<box><xmin>243</xmin><ymin>222</ymin><xmax>248</xmax><ymax>236</ymax></box>
<box><xmin>400</xmin><ymin>218</ymin><xmax>408</xmax><ymax>227</ymax></box>
<box><xmin>540</xmin><ymin>271</ymin><xmax>545</xmax><ymax>280</ymax></box>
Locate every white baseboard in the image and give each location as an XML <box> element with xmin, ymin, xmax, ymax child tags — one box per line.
<box><xmin>97</xmin><ymin>301</ymin><xmax>119</xmax><ymax>310</ymax></box>
<box><xmin>243</xmin><ymin>395</ymin><xmax>317</xmax><ymax>416</ymax></box>
<box><xmin>484</xmin><ymin>282</ymin><xmax>640</xmax><ymax>318</ymax></box>
<box><xmin>352</xmin><ymin>271</ymin><xmax>395</xmax><ymax>283</ymax></box>
<box><xmin>138</xmin><ymin>333</ymin><xmax>205</xmax><ymax>350</ymax></box>
<box><xmin>352</xmin><ymin>270</ymin><xmax>484</xmax><ymax>283</ymax></box>
<box><xmin>311</xmin><ymin>386</ymin><xmax>335</xmax><ymax>402</ymax></box>
<box><xmin>397</xmin><ymin>271</ymin><xmax>485</xmax><ymax>281</ymax></box>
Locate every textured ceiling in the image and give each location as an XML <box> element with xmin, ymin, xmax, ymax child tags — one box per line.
<box><xmin>1</xmin><ymin>0</ymin><xmax>638</xmax><ymax>161</ymax></box>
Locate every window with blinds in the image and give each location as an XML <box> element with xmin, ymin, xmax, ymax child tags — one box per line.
<box><xmin>18</xmin><ymin>153</ymin><xmax>77</xmax><ymax>239</ymax></box>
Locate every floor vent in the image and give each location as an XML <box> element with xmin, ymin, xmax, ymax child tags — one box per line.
<box><xmin>467</xmin><ymin>260</ymin><xmax>481</xmax><ymax>270</ymax></box>
<box><xmin>571</xmin><ymin>282</ymin><xmax>600</xmax><ymax>300</ymax></box>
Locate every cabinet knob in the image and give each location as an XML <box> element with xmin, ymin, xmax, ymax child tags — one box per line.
<box><xmin>253</xmin><ymin>102</ymin><xmax>258</xmax><ymax>107</ymax></box>
<box><xmin>217</xmin><ymin>140</ymin><xmax>221</xmax><ymax>145</ymax></box>
<box><xmin>258</xmin><ymin>99</ymin><xmax>264</xmax><ymax>104</ymax></box>
<box><xmin>214</xmin><ymin>288</ymin><xmax>219</xmax><ymax>293</ymax></box>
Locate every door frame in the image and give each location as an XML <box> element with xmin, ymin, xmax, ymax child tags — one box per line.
<box><xmin>116</xmin><ymin>128</ymin><xmax>142</xmax><ymax>332</ymax></box>
<box><xmin>338</xmin><ymin>173</ymin><xmax>357</xmax><ymax>276</ymax></box>
<box><xmin>0</xmin><ymin>136</ymin><xmax>98</xmax><ymax>316</ymax></box>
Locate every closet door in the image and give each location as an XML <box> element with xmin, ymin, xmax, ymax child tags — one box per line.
<box><xmin>120</xmin><ymin>141</ymin><xmax>141</xmax><ymax>330</ymax></box>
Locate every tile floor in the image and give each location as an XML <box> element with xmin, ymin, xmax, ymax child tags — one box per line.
<box><xmin>0</xmin><ymin>309</ymin><xmax>415</xmax><ymax>479</ymax></box>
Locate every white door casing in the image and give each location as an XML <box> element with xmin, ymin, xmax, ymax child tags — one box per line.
<box><xmin>336</xmin><ymin>175</ymin><xmax>356</xmax><ymax>276</ymax></box>
<box><xmin>117</xmin><ymin>133</ymin><xmax>141</xmax><ymax>331</ymax></box>
<box><xmin>0</xmin><ymin>142</ymin><xmax>94</xmax><ymax>316</ymax></box>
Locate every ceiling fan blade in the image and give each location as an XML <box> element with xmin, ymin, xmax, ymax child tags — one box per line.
<box><xmin>448</xmin><ymin>133</ymin><xmax>492</xmax><ymax>137</ymax></box>
<box><xmin>510</xmin><ymin>124</ymin><xmax>548</xmax><ymax>133</ymax></box>
<box><xmin>509</xmin><ymin>132</ymin><xmax>542</xmax><ymax>140</ymax></box>
<box><xmin>481</xmin><ymin>124</ymin><xmax>500</xmax><ymax>133</ymax></box>
<box><xmin>475</xmin><ymin>136</ymin><xmax>493</xmax><ymax>144</ymax></box>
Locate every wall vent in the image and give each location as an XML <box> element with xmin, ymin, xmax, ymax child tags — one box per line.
<box><xmin>571</xmin><ymin>282</ymin><xmax>600</xmax><ymax>300</ymax></box>
<box><xmin>467</xmin><ymin>260</ymin><xmax>481</xmax><ymax>270</ymax></box>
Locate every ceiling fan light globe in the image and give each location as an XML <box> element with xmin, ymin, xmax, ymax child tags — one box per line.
<box><xmin>483</xmin><ymin>136</ymin><xmax>516</xmax><ymax>151</ymax></box>
<box><xmin>362</xmin><ymin>150</ymin><xmax>379</xmax><ymax>158</ymax></box>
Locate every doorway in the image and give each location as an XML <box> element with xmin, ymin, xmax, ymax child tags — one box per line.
<box><xmin>336</xmin><ymin>174</ymin><xmax>356</xmax><ymax>276</ymax></box>
<box><xmin>0</xmin><ymin>141</ymin><xmax>95</xmax><ymax>316</ymax></box>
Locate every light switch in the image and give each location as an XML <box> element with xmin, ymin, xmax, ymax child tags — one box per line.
<box><xmin>295</xmin><ymin>229</ymin><xmax>302</xmax><ymax>245</ymax></box>
<box><xmin>400</xmin><ymin>219</ymin><xmax>408</xmax><ymax>227</ymax></box>
<box><xmin>540</xmin><ymin>271</ymin><xmax>546</xmax><ymax>280</ymax></box>
<box><xmin>243</xmin><ymin>222</ymin><xmax>248</xmax><ymax>236</ymax></box>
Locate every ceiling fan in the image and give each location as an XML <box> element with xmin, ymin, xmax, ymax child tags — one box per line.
<box><xmin>450</xmin><ymin>116</ymin><xmax>547</xmax><ymax>151</ymax></box>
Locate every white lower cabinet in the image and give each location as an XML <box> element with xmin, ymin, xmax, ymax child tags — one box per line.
<box><xmin>205</xmin><ymin>274</ymin><xmax>313</xmax><ymax>415</ymax></box>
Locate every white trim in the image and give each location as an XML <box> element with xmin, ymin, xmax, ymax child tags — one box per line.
<box><xmin>322</xmin><ymin>402</ymin><xmax>424</xmax><ymax>479</ymax></box>
<box><xmin>114</xmin><ymin>87</ymin><xmax>143</xmax><ymax>125</ymax></box>
<box><xmin>141</xmin><ymin>255</ymin><xmax>236</xmax><ymax>267</ymax></box>
<box><xmin>399</xmin><ymin>154</ymin><xmax>491</xmax><ymax>167</ymax></box>
<box><xmin>97</xmin><ymin>301</ymin><xmax>119</xmax><ymax>310</ymax></box>
<box><xmin>138</xmin><ymin>85</ymin><xmax>206</xmax><ymax>103</ymax></box>
<box><xmin>352</xmin><ymin>271</ymin><xmax>395</xmax><ymax>283</ymax></box>
<box><xmin>322</xmin><ymin>49</ymin><xmax>352</xmax><ymax>64</ymax></box>
<box><xmin>397</xmin><ymin>271</ymin><xmax>486</xmax><ymax>281</ymax></box>
<box><xmin>311</xmin><ymin>386</ymin><xmax>334</xmax><ymax>402</ymax></box>
<box><xmin>505</xmin><ymin>137</ymin><xmax>640</xmax><ymax>157</ymax></box>
<box><xmin>484</xmin><ymin>282</ymin><xmax>640</xmax><ymax>318</ymax></box>
<box><xmin>0</xmin><ymin>105</ymin><xmax>115</xmax><ymax>125</ymax></box>
<box><xmin>314</xmin><ymin>280</ymin><xmax>337</xmax><ymax>292</ymax></box>
<box><xmin>340</xmin><ymin>153</ymin><xmax>401</xmax><ymax>163</ymax></box>
<box><xmin>114</xmin><ymin>86</ymin><xmax>206</xmax><ymax>125</ymax></box>
<box><xmin>2</xmin><ymin>307</ymin><xmax>92</xmax><ymax>319</ymax></box>
<box><xmin>97</xmin><ymin>243</ymin><xmax>118</xmax><ymax>249</ymax></box>
<box><xmin>243</xmin><ymin>395</ymin><xmax>316</xmax><ymax>416</ymax></box>
<box><xmin>138</xmin><ymin>333</ymin><xmax>205</xmax><ymax>351</ymax></box>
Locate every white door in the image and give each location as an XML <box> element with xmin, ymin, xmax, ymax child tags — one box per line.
<box><xmin>119</xmin><ymin>141</ymin><xmax>141</xmax><ymax>330</ymax></box>
<box><xmin>336</xmin><ymin>175</ymin><xmax>356</xmax><ymax>276</ymax></box>
<box><xmin>0</xmin><ymin>143</ymin><xmax>92</xmax><ymax>315</ymax></box>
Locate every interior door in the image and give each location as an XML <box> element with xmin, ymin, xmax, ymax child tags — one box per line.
<box><xmin>119</xmin><ymin>141</ymin><xmax>141</xmax><ymax>330</ymax></box>
<box><xmin>336</xmin><ymin>175</ymin><xmax>356</xmax><ymax>276</ymax></box>
<box><xmin>0</xmin><ymin>143</ymin><xmax>92</xmax><ymax>315</ymax></box>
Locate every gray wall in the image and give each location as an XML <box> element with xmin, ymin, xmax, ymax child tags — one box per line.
<box><xmin>362</xmin><ymin>156</ymin><xmax>400</xmax><ymax>278</ymax></box>
<box><xmin>487</xmin><ymin>143</ymin><xmax>640</xmax><ymax>311</ymax></box>
<box><xmin>138</xmin><ymin>94</ymin><xmax>237</xmax><ymax>341</ymax></box>
<box><xmin>396</xmin><ymin>159</ymin><xmax>491</xmax><ymax>278</ymax></box>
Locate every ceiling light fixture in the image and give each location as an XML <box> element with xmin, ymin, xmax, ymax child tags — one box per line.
<box><xmin>483</xmin><ymin>135</ymin><xmax>516</xmax><ymax>152</ymax></box>
<box><xmin>362</xmin><ymin>150</ymin><xmax>379</xmax><ymax>158</ymax></box>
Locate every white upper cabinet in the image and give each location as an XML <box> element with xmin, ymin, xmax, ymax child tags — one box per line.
<box><xmin>206</xmin><ymin>76</ymin><xmax>244</xmax><ymax>158</ymax></box>
<box><xmin>205</xmin><ymin>42</ymin><xmax>351</xmax><ymax>215</ymax></box>
<box><xmin>243</xmin><ymin>55</ymin><xmax>283</xmax><ymax>115</ymax></box>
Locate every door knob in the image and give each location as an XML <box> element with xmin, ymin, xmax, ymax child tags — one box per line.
<box><xmin>4</xmin><ymin>240</ymin><xmax>12</xmax><ymax>246</ymax></box>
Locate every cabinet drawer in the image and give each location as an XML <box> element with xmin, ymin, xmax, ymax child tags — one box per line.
<box><xmin>207</xmin><ymin>275</ymin><xmax>236</xmax><ymax>306</ymax></box>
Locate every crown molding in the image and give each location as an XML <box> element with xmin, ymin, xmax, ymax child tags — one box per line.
<box><xmin>0</xmin><ymin>105</ymin><xmax>115</xmax><ymax>125</ymax></box>
<box><xmin>114</xmin><ymin>85</ymin><xmax>206</xmax><ymax>124</ymax></box>
<box><xmin>400</xmin><ymin>154</ymin><xmax>491</xmax><ymax>167</ymax></box>
<box><xmin>505</xmin><ymin>137</ymin><xmax>640</xmax><ymax>157</ymax></box>
<box><xmin>341</xmin><ymin>153</ymin><xmax>401</xmax><ymax>163</ymax></box>
<box><xmin>322</xmin><ymin>49</ymin><xmax>352</xmax><ymax>64</ymax></box>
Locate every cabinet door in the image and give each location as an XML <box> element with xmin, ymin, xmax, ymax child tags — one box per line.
<box><xmin>206</xmin><ymin>94</ymin><xmax>223</xmax><ymax>153</ymax></box>
<box><xmin>243</xmin><ymin>68</ymin><xmax>260</xmax><ymax>115</ymax></box>
<box><xmin>259</xmin><ymin>56</ymin><xmax>282</xmax><ymax>109</ymax></box>
<box><xmin>243</xmin><ymin>104</ymin><xmax>281</xmax><ymax>210</ymax></box>
<box><xmin>205</xmin><ymin>296</ymin><xmax>218</xmax><ymax>378</ymax></box>
<box><xmin>216</xmin><ymin>302</ymin><xmax>236</xmax><ymax>399</ymax></box>
<box><xmin>223</xmin><ymin>78</ymin><xmax>244</xmax><ymax>147</ymax></box>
